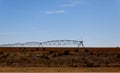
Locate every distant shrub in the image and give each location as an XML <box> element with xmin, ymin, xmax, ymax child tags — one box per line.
<box><xmin>41</xmin><ymin>55</ymin><xmax>45</xmax><ymax>58</ymax></box>
<box><xmin>63</xmin><ymin>50</ymin><xmax>70</xmax><ymax>55</ymax></box>
<box><xmin>13</xmin><ymin>47</ymin><xmax>15</xmax><ymax>49</ymax></box>
<box><xmin>30</xmin><ymin>50</ymin><xmax>34</xmax><ymax>52</ymax></box>
<box><xmin>44</xmin><ymin>56</ymin><xmax>50</xmax><ymax>60</ymax></box>
<box><xmin>36</xmin><ymin>48</ymin><xmax>39</xmax><ymax>51</ymax></box>
<box><xmin>49</xmin><ymin>51</ymin><xmax>53</xmax><ymax>54</ymax></box>
<box><xmin>41</xmin><ymin>54</ymin><xmax>49</xmax><ymax>60</ymax></box>
<box><xmin>73</xmin><ymin>65</ymin><xmax>78</xmax><ymax>67</ymax></box>
<box><xmin>74</xmin><ymin>49</ymin><xmax>79</xmax><ymax>52</ymax></box>
<box><xmin>90</xmin><ymin>52</ymin><xmax>94</xmax><ymax>55</ymax></box>
<box><xmin>43</xmin><ymin>48</ymin><xmax>46</xmax><ymax>51</ymax></box>
<box><xmin>86</xmin><ymin>62</ymin><xmax>93</xmax><ymax>67</ymax></box>
<box><xmin>0</xmin><ymin>52</ymin><xmax>4</xmax><ymax>54</ymax></box>
<box><xmin>6</xmin><ymin>53</ymin><xmax>9</xmax><ymax>57</ymax></box>
<box><xmin>84</xmin><ymin>49</ymin><xmax>89</xmax><ymax>52</ymax></box>
<box><xmin>117</xmin><ymin>54</ymin><xmax>120</xmax><ymax>58</ymax></box>
<box><xmin>96</xmin><ymin>54</ymin><xmax>100</xmax><ymax>57</ymax></box>
<box><xmin>19</xmin><ymin>48</ymin><xmax>22</xmax><ymax>50</ymax></box>
<box><xmin>21</xmin><ymin>48</ymin><xmax>26</xmax><ymax>52</ymax></box>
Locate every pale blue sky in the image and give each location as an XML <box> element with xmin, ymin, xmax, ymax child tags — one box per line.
<box><xmin>0</xmin><ymin>0</ymin><xmax>120</xmax><ymax>47</ymax></box>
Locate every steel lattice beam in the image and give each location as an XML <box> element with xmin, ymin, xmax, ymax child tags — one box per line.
<box><xmin>0</xmin><ymin>40</ymin><xmax>85</xmax><ymax>47</ymax></box>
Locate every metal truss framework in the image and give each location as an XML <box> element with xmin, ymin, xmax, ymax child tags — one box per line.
<box><xmin>38</xmin><ymin>40</ymin><xmax>84</xmax><ymax>47</ymax></box>
<box><xmin>0</xmin><ymin>40</ymin><xmax>85</xmax><ymax>47</ymax></box>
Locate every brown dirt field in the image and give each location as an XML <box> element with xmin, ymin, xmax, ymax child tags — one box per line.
<box><xmin>0</xmin><ymin>67</ymin><xmax>120</xmax><ymax>72</ymax></box>
<box><xmin>0</xmin><ymin>47</ymin><xmax>120</xmax><ymax>72</ymax></box>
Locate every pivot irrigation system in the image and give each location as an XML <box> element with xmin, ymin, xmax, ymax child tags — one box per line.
<box><xmin>0</xmin><ymin>40</ymin><xmax>85</xmax><ymax>48</ymax></box>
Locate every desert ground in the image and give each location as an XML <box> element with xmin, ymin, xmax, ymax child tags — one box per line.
<box><xmin>0</xmin><ymin>47</ymin><xmax>120</xmax><ymax>72</ymax></box>
<box><xmin>0</xmin><ymin>67</ymin><xmax>120</xmax><ymax>72</ymax></box>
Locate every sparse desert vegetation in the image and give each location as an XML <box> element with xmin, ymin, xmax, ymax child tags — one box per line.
<box><xmin>0</xmin><ymin>47</ymin><xmax>120</xmax><ymax>71</ymax></box>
